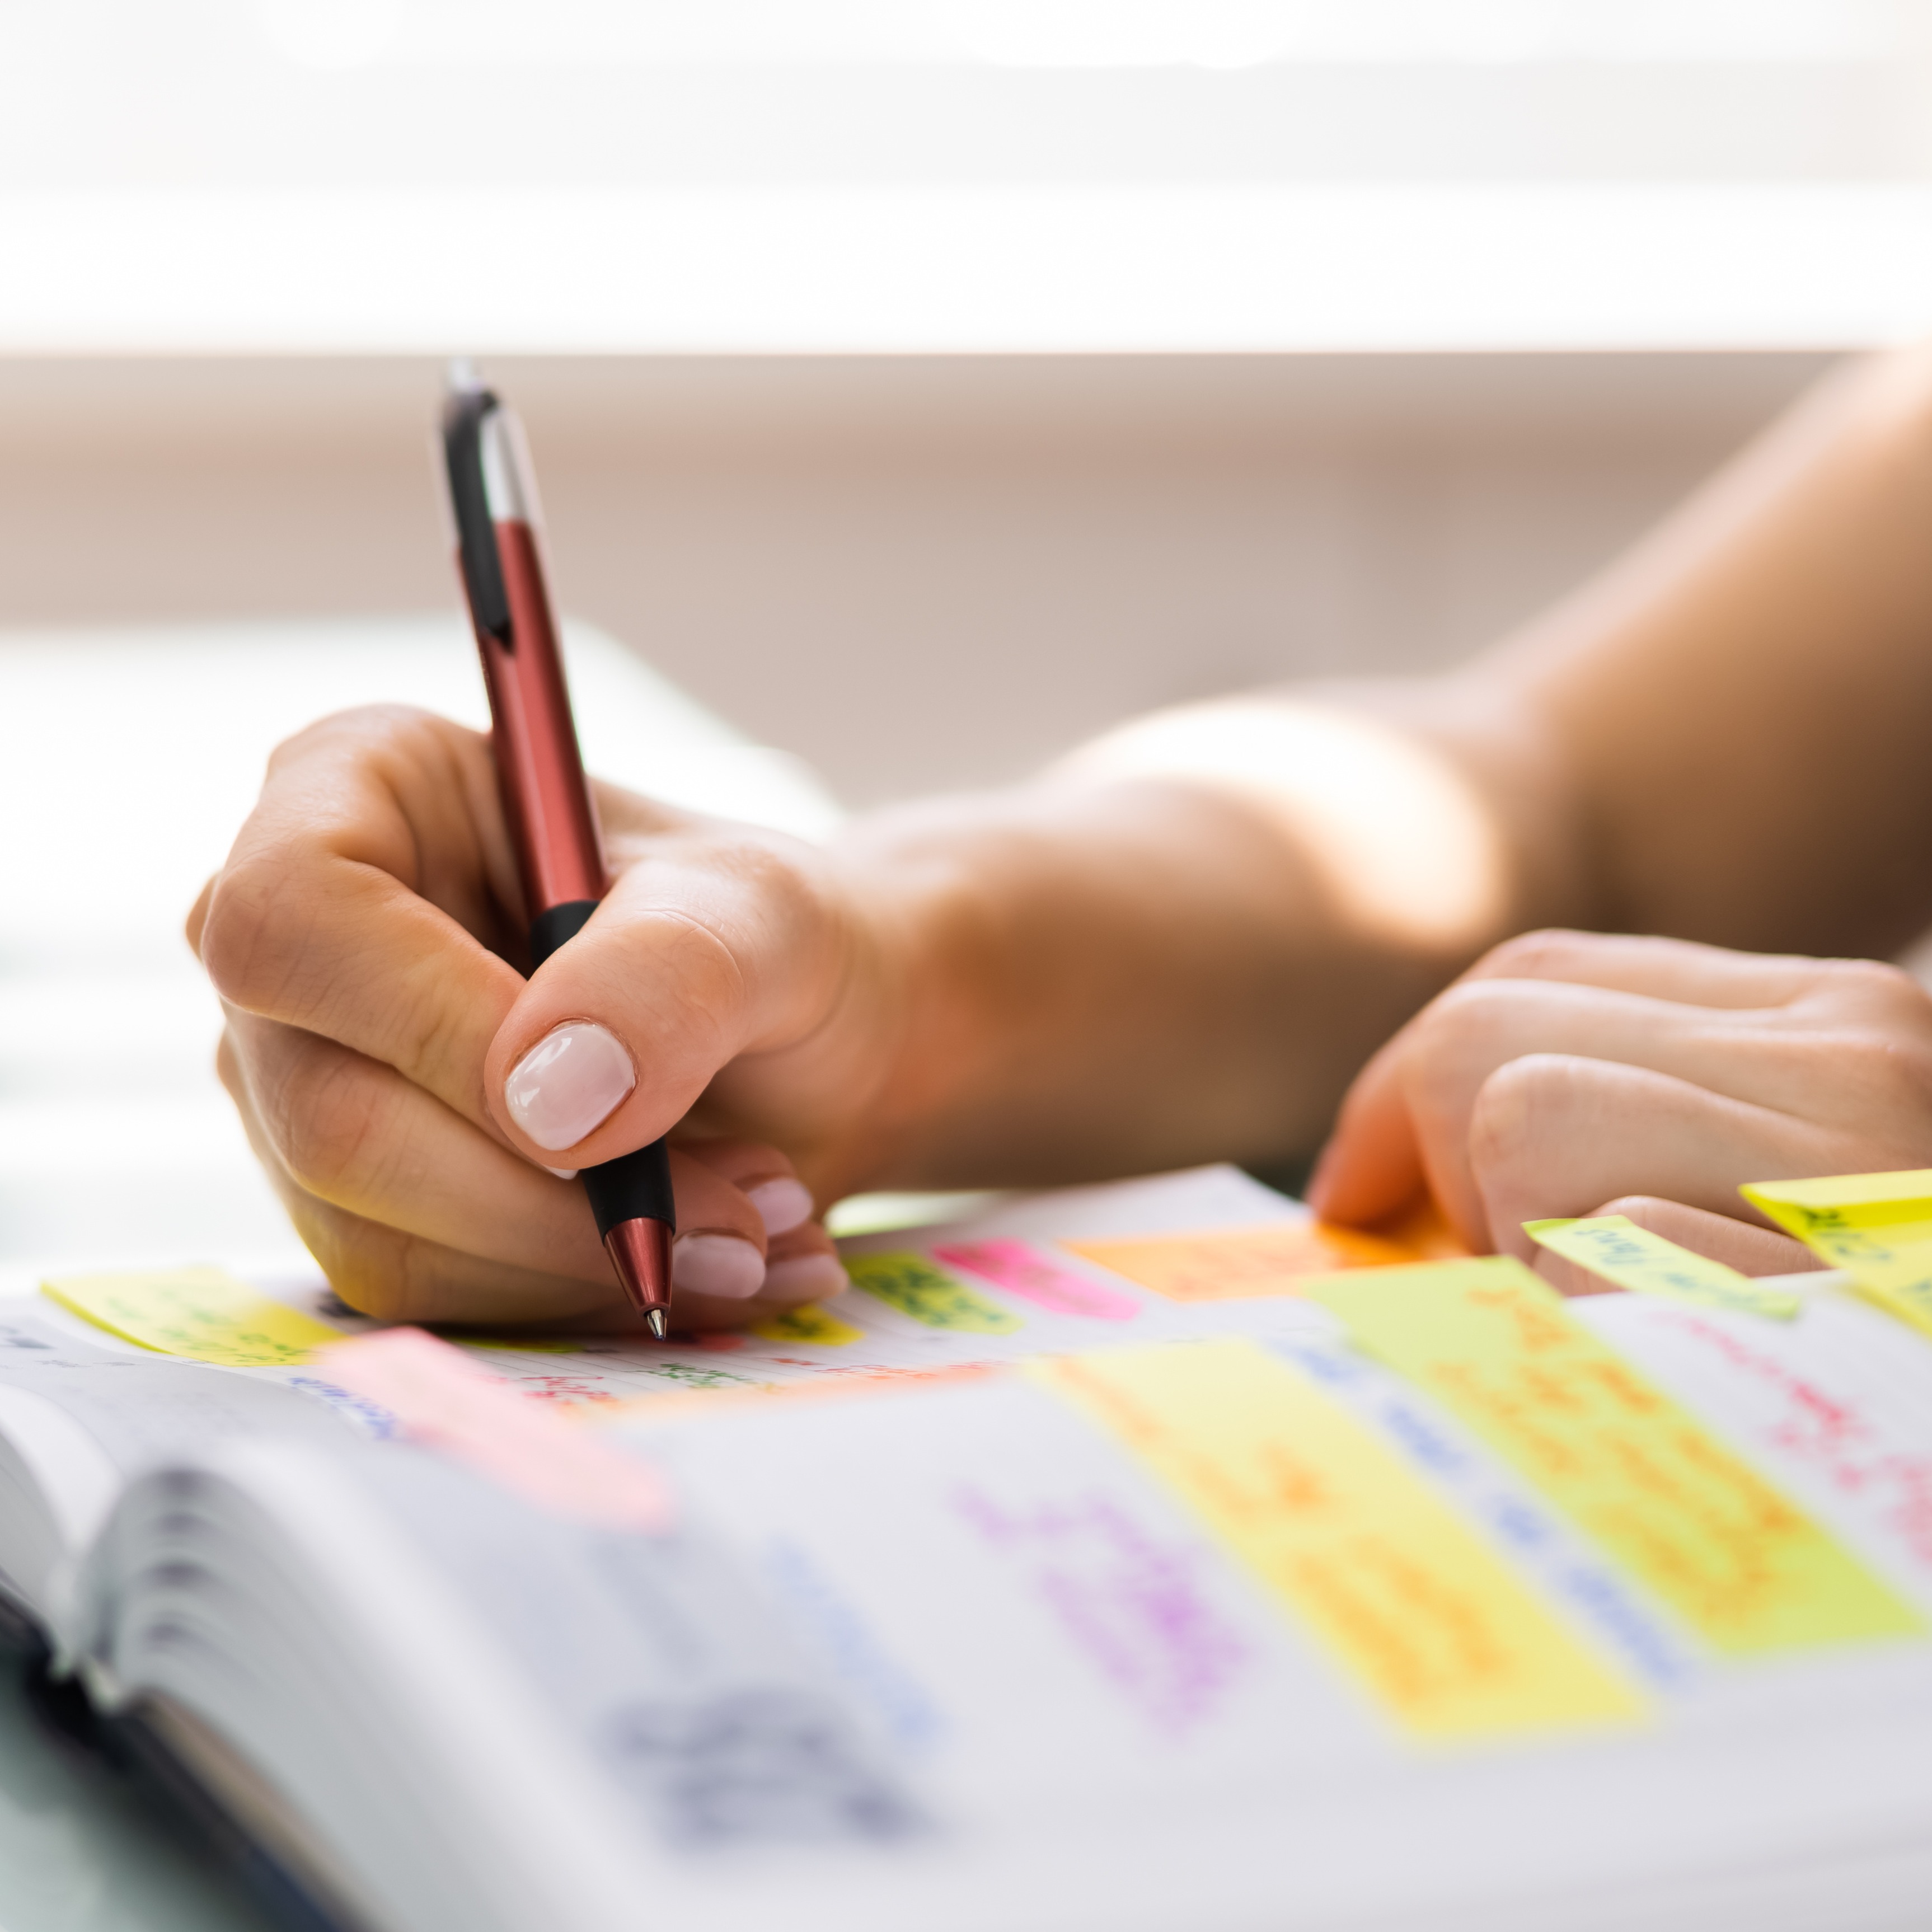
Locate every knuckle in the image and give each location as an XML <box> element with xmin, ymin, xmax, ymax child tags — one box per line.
<box><xmin>1467</xmin><ymin>1052</ymin><xmax>1572</xmax><ymax>1171</ymax></box>
<box><xmin>1473</xmin><ymin>928</ymin><xmax>1595</xmax><ymax>980</ymax></box>
<box><xmin>1813</xmin><ymin>956</ymin><xmax>1925</xmax><ymax>1014</ymax></box>
<box><xmin>1400</xmin><ymin>979</ymin><xmax>1538</xmax><ymax>1123</ymax></box>
<box><xmin>197</xmin><ymin>856</ymin><xmax>315</xmax><ymax>1015</ymax></box>
<box><xmin>264</xmin><ymin>1043</ymin><xmax>388</xmax><ymax>1204</ymax></box>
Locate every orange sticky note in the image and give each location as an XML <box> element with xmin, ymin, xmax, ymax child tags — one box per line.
<box><xmin>1064</xmin><ymin>1221</ymin><xmax>1415</xmax><ymax>1303</ymax></box>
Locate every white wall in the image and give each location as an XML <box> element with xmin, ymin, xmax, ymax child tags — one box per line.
<box><xmin>0</xmin><ymin>351</ymin><xmax>1830</xmax><ymax>803</ymax></box>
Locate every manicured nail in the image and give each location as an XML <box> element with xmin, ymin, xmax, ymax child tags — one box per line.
<box><xmin>672</xmin><ymin>1232</ymin><xmax>766</xmax><ymax>1301</ymax></box>
<box><xmin>503</xmin><ymin>1021</ymin><xmax>636</xmax><ymax>1152</ymax></box>
<box><xmin>761</xmin><ymin>1254</ymin><xmax>851</xmax><ymax>1302</ymax></box>
<box><xmin>545</xmin><ymin>1166</ymin><xmax>579</xmax><ymax>1181</ymax></box>
<box><xmin>745</xmin><ymin>1177</ymin><xmax>814</xmax><ymax>1238</ymax></box>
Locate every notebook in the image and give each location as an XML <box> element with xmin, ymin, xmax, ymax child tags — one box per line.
<box><xmin>8</xmin><ymin>1163</ymin><xmax>1932</xmax><ymax>1932</ymax></box>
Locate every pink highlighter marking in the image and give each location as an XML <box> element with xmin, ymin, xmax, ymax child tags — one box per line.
<box><xmin>320</xmin><ymin>1328</ymin><xmax>670</xmax><ymax>1531</ymax></box>
<box><xmin>932</xmin><ymin>1239</ymin><xmax>1139</xmax><ymax>1321</ymax></box>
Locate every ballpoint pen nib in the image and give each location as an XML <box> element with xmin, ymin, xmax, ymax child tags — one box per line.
<box><xmin>646</xmin><ymin>1307</ymin><xmax>669</xmax><ymax>1341</ymax></box>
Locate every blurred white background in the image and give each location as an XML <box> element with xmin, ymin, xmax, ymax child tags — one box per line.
<box><xmin>1</xmin><ymin>0</ymin><xmax>1928</xmax><ymax>1263</ymax></box>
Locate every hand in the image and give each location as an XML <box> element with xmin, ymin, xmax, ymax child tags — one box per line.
<box><xmin>189</xmin><ymin>707</ymin><xmax>902</xmax><ymax>1329</ymax></box>
<box><xmin>1306</xmin><ymin>930</ymin><xmax>1932</xmax><ymax>1277</ymax></box>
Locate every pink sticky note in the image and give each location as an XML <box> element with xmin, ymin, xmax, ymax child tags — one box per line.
<box><xmin>320</xmin><ymin>1328</ymin><xmax>670</xmax><ymax>1531</ymax></box>
<box><xmin>931</xmin><ymin>1239</ymin><xmax>1140</xmax><ymax>1321</ymax></box>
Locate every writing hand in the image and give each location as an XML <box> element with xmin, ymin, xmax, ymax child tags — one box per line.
<box><xmin>188</xmin><ymin>707</ymin><xmax>897</xmax><ymax>1329</ymax></box>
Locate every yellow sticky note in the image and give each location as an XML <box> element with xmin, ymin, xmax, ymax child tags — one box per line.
<box><xmin>751</xmin><ymin>1302</ymin><xmax>865</xmax><ymax>1347</ymax></box>
<box><xmin>845</xmin><ymin>1254</ymin><xmax>1021</xmax><ymax>1334</ymax></box>
<box><xmin>43</xmin><ymin>1266</ymin><xmax>344</xmax><ymax>1368</ymax></box>
<box><xmin>1525</xmin><ymin>1216</ymin><xmax>1799</xmax><ymax>1320</ymax></box>
<box><xmin>1743</xmin><ymin>1173</ymin><xmax>1932</xmax><ymax>1341</ymax></box>
<box><xmin>1064</xmin><ymin>1221</ymin><xmax>1418</xmax><ymax>1303</ymax></box>
<box><xmin>1033</xmin><ymin>1340</ymin><xmax>1643</xmax><ymax>1740</ymax></box>
<box><xmin>1309</xmin><ymin>1259</ymin><xmax>1919</xmax><ymax>1656</ymax></box>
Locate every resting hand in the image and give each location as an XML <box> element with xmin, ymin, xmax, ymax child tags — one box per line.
<box><xmin>1307</xmin><ymin>930</ymin><xmax>1932</xmax><ymax>1275</ymax></box>
<box><xmin>188</xmin><ymin>707</ymin><xmax>897</xmax><ymax>1329</ymax></box>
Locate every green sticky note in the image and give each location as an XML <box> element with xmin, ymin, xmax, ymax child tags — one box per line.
<box><xmin>1525</xmin><ymin>1215</ymin><xmax>1800</xmax><ymax>1319</ymax></box>
<box><xmin>845</xmin><ymin>1253</ymin><xmax>1021</xmax><ymax>1334</ymax></box>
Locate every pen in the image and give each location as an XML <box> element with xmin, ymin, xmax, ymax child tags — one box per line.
<box><xmin>438</xmin><ymin>362</ymin><xmax>676</xmax><ymax>1339</ymax></box>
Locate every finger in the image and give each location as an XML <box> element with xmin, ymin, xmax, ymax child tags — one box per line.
<box><xmin>1462</xmin><ymin>930</ymin><xmax>1826</xmax><ymax>1008</ymax></box>
<box><xmin>758</xmin><ymin>1219</ymin><xmax>850</xmax><ymax>1306</ymax></box>
<box><xmin>185</xmin><ymin>873</ymin><xmax>215</xmax><ymax>956</ymax></box>
<box><xmin>1371</xmin><ymin>978</ymin><xmax>1878</xmax><ymax>1245</ymax></box>
<box><xmin>197</xmin><ymin>710</ymin><xmax>529</xmax><ymax>1131</ymax></box>
<box><xmin>1305</xmin><ymin>1031</ymin><xmax>1427</xmax><ymax>1227</ymax></box>
<box><xmin>223</xmin><ymin>1008</ymin><xmax>611</xmax><ymax>1282</ymax></box>
<box><xmin>1467</xmin><ymin>1054</ymin><xmax>1850</xmax><ymax>1257</ymax></box>
<box><xmin>221</xmin><ymin>1017</ymin><xmax>777</xmax><ymax>1306</ymax></box>
<box><xmin>483</xmin><ymin>826</ymin><xmax>857</xmax><ymax>1169</ymax></box>
<box><xmin>672</xmin><ymin>1138</ymin><xmax>818</xmax><ymax>1238</ymax></box>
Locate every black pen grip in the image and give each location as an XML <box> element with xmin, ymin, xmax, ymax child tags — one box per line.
<box><xmin>527</xmin><ymin>899</ymin><xmax>676</xmax><ymax>1236</ymax></box>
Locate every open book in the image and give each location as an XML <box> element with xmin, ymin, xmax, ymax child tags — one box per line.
<box><xmin>7</xmin><ymin>1164</ymin><xmax>1932</xmax><ymax>1931</ymax></box>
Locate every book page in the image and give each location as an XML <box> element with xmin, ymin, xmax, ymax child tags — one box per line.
<box><xmin>30</xmin><ymin>1165</ymin><xmax>1347</xmax><ymax>1415</ymax></box>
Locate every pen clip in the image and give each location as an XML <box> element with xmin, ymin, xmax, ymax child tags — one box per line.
<box><xmin>440</xmin><ymin>384</ymin><xmax>512</xmax><ymax>646</ymax></box>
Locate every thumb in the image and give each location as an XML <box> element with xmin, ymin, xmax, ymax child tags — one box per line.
<box><xmin>1303</xmin><ymin>1032</ymin><xmax>1428</xmax><ymax>1230</ymax></box>
<box><xmin>481</xmin><ymin>838</ymin><xmax>844</xmax><ymax>1167</ymax></box>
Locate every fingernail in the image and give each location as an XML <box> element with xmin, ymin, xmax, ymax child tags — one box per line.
<box><xmin>745</xmin><ymin>1177</ymin><xmax>814</xmax><ymax>1238</ymax></box>
<box><xmin>504</xmin><ymin>1021</ymin><xmax>636</xmax><ymax>1152</ymax></box>
<box><xmin>546</xmin><ymin>1166</ymin><xmax>579</xmax><ymax>1181</ymax></box>
<box><xmin>672</xmin><ymin>1232</ymin><xmax>766</xmax><ymax>1301</ymax></box>
<box><xmin>761</xmin><ymin>1254</ymin><xmax>851</xmax><ymax>1302</ymax></box>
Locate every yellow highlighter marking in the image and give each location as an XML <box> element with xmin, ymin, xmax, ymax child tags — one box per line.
<box><xmin>1744</xmin><ymin>1172</ymin><xmax>1932</xmax><ymax>1342</ymax></box>
<box><xmin>845</xmin><ymin>1253</ymin><xmax>1021</xmax><ymax>1334</ymax></box>
<box><xmin>1032</xmin><ymin>1339</ymin><xmax>1643</xmax><ymax>1741</ymax></box>
<box><xmin>1525</xmin><ymin>1216</ymin><xmax>1799</xmax><ymax>1320</ymax></box>
<box><xmin>751</xmin><ymin>1302</ymin><xmax>865</xmax><ymax>1347</ymax></box>
<box><xmin>1307</xmin><ymin>1258</ymin><xmax>1919</xmax><ymax>1656</ymax></box>
<box><xmin>42</xmin><ymin>1266</ymin><xmax>344</xmax><ymax>1368</ymax></box>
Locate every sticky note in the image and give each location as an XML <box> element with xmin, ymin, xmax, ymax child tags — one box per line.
<box><xmin>845</xmin><ymin>1253</ymin><xmax>1022</xmax><ymax>1334</ymax></box>
<box><xmin>1743</xmin><ymin>1173</ymin><xmax>1932</xmax><ymax>1341</ymax></box>
<box><xmin>1309</xmin><ymin>1259</ymin><xmax>1919</xmax><ymax>1655</ymax></box>
<box><xmin>1525</xmin><ymin>1216</ymin><xmax>1800</xmax><ymax>1320</ymax></box>
<box><xmin>1064</xmin><ymin>1221</ymin><xmax>1416</xmax><ymax>1303</ymax></box>
<box><xmin>932</xmin><ymin>1239</ymin><xmax>1139</xmax><ymax>1320</ymax></box>
<box><xmin>1033</xmin><ymin>1340</ymin><xmax>1642</xmax><ymax>1739</ymax></box>
<box><xmin>322</xmin><ymin>1329</ymin><xmax>668</xmax><ymax>1530</ymax></box>
<box><xmin>43</xmin><ymin>1266</ymin><xmax>344</xmax><ymax>1368</ymax></box>
<box><xmin>751</xmin><ymin>1303</ymin><xmax>865</xmax><ymax>1347</ymax></box>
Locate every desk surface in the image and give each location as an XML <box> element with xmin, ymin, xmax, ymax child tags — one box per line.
<box><xmin>0</xmin><ymin>1652</ymin><xmax>269</xmax><ymax>1932</ymax></box>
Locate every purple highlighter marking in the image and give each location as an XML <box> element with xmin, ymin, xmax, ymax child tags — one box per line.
<box><xmin>955</xmin><ymin>1488</ymin><xmax>1250</xmax><ymax>1735</ymax></box>
<box><xmin>932</xmin><ymin>1239</ymin><xmax>1139</xmax><ymax>1321</ymax></box>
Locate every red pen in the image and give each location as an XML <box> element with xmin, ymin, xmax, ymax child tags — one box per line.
<box><xmin>439</xmin><ymin>363</ymin><xmax>676</xmax><ymax>1338</ymax></box>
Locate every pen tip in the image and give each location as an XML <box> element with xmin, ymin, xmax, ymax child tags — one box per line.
<box><xmin>604</xmin><ymin>1218</ymin><xmax>673</xmax><ymax>1335</ymax></box>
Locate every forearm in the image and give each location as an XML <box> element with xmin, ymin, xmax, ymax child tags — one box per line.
<box><xmin>818</xmin><ymin>345</ymin><xmax>1932</xmax><ymax>1194</ymax></box>
<box><xmin>834</xmin><ymin>682</ymin><xmax>1587</xmax><ymax>1188</ymax></box>
<box><xmin>1505</xmin><ymin>343</ymin><xmax>1932</xmax><ymax>957</ymax></box>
